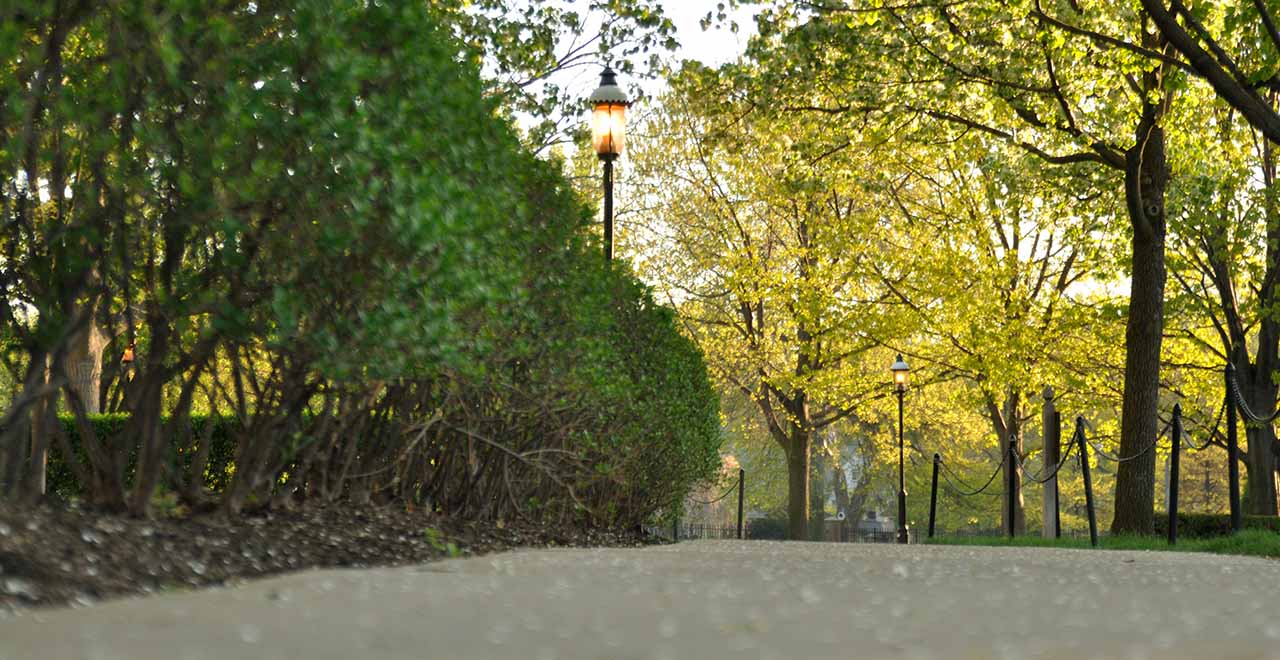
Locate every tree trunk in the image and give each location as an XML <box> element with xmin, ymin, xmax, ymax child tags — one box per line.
<box><xmin>1000</xmin><ymin>393</ymin><xmax>1026</xmax><ymax>534</ymax></box>
<box><xmin>832</xmin><ymin>452</ymin><xmax>851</xmax><ymax>518</ymax></box>
<box><xmin>126</xmin><ymin>374</ymin><xmax>167</xmax><ymax>516</ymax></box>
<box><xmin>61</xmin><ymin>378</ymin><xmax>127</xmax><ymax>510</ymax></box>
<box><xmin>786</xmin><ymin>423</ymin><xmax>810</xmax><ymax>541</ymax></box>
<box><xmin>65</xmin><ymin>315</ymin><xmax>108</xmax><ymax>414</ymax></box>
<box><xmin>809</xmin><ymin>445</ymin><xmax>827</xmax><ymax>541</ymax></box>
<box><xmin>1110</xmin><ymin>94</ymin><xmax>1169</xmax><ymax>535</ymax></box>
<box><xmin>1241</xmin><ymin>375</ymin><xmax>1279</xmax><ymax>515</ymax></box>
<box><xmin>24</xmin><ymin>356</ymin><xmax>53</xmax><ymax>500</ymax></box>
<box><xmin>986</xmin><ymin>389</ymin><xmax>1026</xmax><ymax>534</ymax></box>
<box><xmin>180</xmin><ymin>415</ymin><xmax>217</xmax><ymax>506</ymax></box>
<box><xmin>1243</xmin><ymin>123</ymin><xmax>1280</xmax><ymax>516</ymax></box>
<box><xmin>1</xmin><ymin>350</ymin><xmax>55</xmax><ymax>498</ymax></box>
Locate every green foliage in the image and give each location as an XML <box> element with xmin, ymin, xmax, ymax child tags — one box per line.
<box><xmin>46</xmin><ymin>415</ymin><xmax>239</xmax><ymax>499</ymax></box>
<box><xmin>628</xmin><ymin>0</ymin><xmax>1277</xmax><ymax>537</ymax></box>
<box><xmin>422</xmin><ymin>527</ymin><xmax>462</xmax><ymax>557</ymax></box>
<box><xmin>2</xmin><ymin>0</ymin><xmax>719</xmax><ymax>526</ymax></box>
<box><xmin>929</xmin><ymin>529</ymin><xmax>1280</xmax><ymax>559</ymax></box>
<box><xmin>746</xmin><ymin>517</ymin><xmax>790</xmax><ymax>540</ymax></box>
<box><xmin>1153</xmin><ymin>513</ymin><xmax>1280</xmax><ymax>539</ymax></box>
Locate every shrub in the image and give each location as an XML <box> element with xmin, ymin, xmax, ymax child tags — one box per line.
<box><xmin>1153</xmin><ymin>512</ymin><xmax>1280</xmax><ymax>538</ymax></box>
<box><xmin>747</xmin><ymin>517</ymin><xmax>790</xmax><ymax>540</ymax></box>
<box><xmin>4</xmin><ymin>0</ymin><xmax>721</xmax><ymax>526</ymax></box>
<box><xmin>46</xmin><ymin>415</ymin><xmax>241</xmax><ymax>499</ymax></box>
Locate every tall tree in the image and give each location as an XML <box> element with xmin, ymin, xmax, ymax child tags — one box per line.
<box><xmin>745</xmin><ymin>0</ymin><xmax>1182</xmax><ymax>533</ymax></box>
<box><xmin>630</xmin><ymin>65</ymin><xmax>900</xmax><ymax>539</ymax></box>
<box><xmin>1166</xmin><ymin>100</ymin><xmax>1280</xmax><ymax>514</ymax></box>
<box><xmin>876</xmin><ymin>138</ymin><xmax>1120</xmax><ymax>533</ymax></box>
<box><xmin>1138</xmin><ymin>0</ymin><xmax>1280</xmax><ymax>143</ymax></box>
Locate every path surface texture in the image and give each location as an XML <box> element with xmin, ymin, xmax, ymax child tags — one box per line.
<box><xmin>3</xmin><ymin>540</ymin><xmax>1279</xmax><ymax>659</ymax></box>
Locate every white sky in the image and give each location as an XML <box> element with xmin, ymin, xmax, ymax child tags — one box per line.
<box><xmin>503</xmin><ymin>1</ymin><xmax>757</xmax><ymax>146</ymax></box>
<box><xmin>663</xmin><ymin>1</ymin><xmax>757</xmax><ymax>67</ymax></box>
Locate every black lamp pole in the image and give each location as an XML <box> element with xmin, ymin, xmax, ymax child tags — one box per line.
<box><xmin>602</xmin><ymin>154</ymin><xmax>615</xmax><ymax>261</ymax></box>
<box><xmin>890</xmin><ymin>353</ymin><xmax>911</xmax><ymax>544</ymax></box>
<box><xmin>589</xmin><ymin>66</ymin><xmax>627</xmax><ymax>262</ymax></box>
<box><xmin>897</xmin><ymin>387</ymin><xmax>908</xmax><ymax>544</ymax></box>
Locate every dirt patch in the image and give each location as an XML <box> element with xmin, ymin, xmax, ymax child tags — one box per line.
<box><xmin>0</xmin><ymin>501</ymin><xmax>657</xmax><ymax>612</ymax></box>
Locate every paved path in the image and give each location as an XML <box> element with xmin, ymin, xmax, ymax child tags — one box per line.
<box><xmin>3</xmin><ymin>540</ymin><xmax>1279</xmax><ymax>659</ymax></box>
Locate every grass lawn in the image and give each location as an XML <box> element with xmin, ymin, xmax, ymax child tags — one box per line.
<box><xmin>927</xmin><ymin>529</ymin><xmax>1280</xmax><ymax>559</ymax></box>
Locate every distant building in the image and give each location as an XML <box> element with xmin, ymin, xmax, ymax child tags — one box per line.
<box><xmin>821</xmin><ymin>509</ymin><xmax>895</xmax><ymax>542</ymax></box>
<box><xmin>856</xmin><ymin>510</ymin><xmax>895</xmax><ymax>533</ymax></box>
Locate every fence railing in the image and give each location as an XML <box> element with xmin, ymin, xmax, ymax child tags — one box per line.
<box><xmin>670</xmin><ymin>523</ymin><xmax>741</xmax><ymax>540</ymax></box>
<box><xmin>838</xmin><ymin>528</ymin><xmax>918</xmax><ymax>544</ymax></box>
<box><xmin>647</xmin><ymin>522</ymin><xmax>920</xmax><ymax>544</ymax></box>
<box><xmin>664</xmin><ymin>364</ymin><xmax>1262</xmax><ymax>549</ymax></box>
<box><xmin>929</xmin><ymin>411</ymin><xmax>1104</xmax><ymax>546</ymax></box>
<box><xmin>938</xmin><ymin>527</ymin><xmax>1100</xmax><ymax>539</ymax></box>
<box><xmin>928</xmin><ymin>379</ymin><xmax>1255</xmax><ymax>548</ymax></box>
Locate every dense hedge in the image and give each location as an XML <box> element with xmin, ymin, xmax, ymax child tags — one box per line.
<box><xmin>46</xmin><ymin>416</ymin><xmax>239</xmax><ymax>499</ymax></box>
<box><xmin>747</xmin><ymin>517</ymin><xmax>789</xmax><ymax>540</ymax></box>
<box><xmin>2</xmin><ymin>1</ymin><xmax>722</xmax><ymax>523</ymax></box>
<box><xmin>1154</xmin><ymin>512</ymin><xmax>1280</xmax><ymax>538</ymax></box>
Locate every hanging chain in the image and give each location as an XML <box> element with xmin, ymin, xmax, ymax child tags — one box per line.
<box><xmin>1227</xmin><ymin>367</ymin><xmax>1280</xmax><ymax>424</ymax></box>
<box><xmin>687</xmin><ymin>482</ymin><xmax>739</xmax><ymax>505</ymax></box>
<box><xmin>937</xmin><ymin>451</ymin><xmax>1006</xmax><ymax>498</ymax></box>
<box><xmin>1020</xmin><ymin>428</ymin><xmax>1078</xmax><ymax>485</ymax></box>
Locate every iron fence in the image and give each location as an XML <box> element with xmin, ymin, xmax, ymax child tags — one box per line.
<box><xmin>839</xmin><ymin>528</ymin><xmax>918</xmax><ymax>544</ymax></box>
<box><xmin>673</xmin><ymin>523</ymin><xmax>741</xmax><ymax>540</ymax></box>
<box><xmin>646</xmin><ymin>522</ymin><xmax>921</xmax><ymax>544</ymax></box>
<box><xmin>936</xmin><ymin>527</ymin><xmax>1100</xmax><ymax>540</ymax></box>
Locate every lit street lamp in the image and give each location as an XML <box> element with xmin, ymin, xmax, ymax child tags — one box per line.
<box><xmin>589</xmin><ymin>66</ymin><xmax>629</xmax><ymax>261</ymax></box>
<box><xmin>891</xmin><ymin>354</ymin><xmax>910</xmax><ymax>544</ymax></box>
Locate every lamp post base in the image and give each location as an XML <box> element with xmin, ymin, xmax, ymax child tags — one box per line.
<box><xmin>897</xmin><ymin>488</ymin><xmax>908</xmax><ymax>544</ymax></box>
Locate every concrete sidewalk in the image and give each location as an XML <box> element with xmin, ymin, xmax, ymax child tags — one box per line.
<box><xmin>2</xmin><ymin>540</ymin><xmax>1277</xmax><ymax>659</ymax></box>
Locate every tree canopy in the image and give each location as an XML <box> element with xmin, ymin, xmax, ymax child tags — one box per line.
<box><xmin>624</xmin><ymin>0</ymin><xmax>1279</xmax><ymax>537</ymax></box>
<box><xmin>3</xmin><ymin>0</ymin><xmax>1277</xmax><ymax>541</ymax></box>
<box><xmin>0</xmin><ymin>0</ymin><xmax>721</xmax><ymax>528</ymax></box>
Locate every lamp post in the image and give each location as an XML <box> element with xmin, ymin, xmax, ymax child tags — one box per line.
<box><xmin>891</xmin><ymin>354</ymin><xmax>910</xmax><ymax>544</ymax></box>
<box><xmin>589</xmin><ymin>66</ymin><xmax>629</xmax><ymax>261</ymax></box>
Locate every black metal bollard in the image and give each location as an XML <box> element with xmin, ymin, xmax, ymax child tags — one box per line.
<box><xmin>1076</xmin><ymin>416</ymin><xmax>1098</xmax><ymax>548</ymax></box>
<box><xmin>673</xmin><ymin>514</ymin><xmax>679</xmax><ymax>543</ymax></box>
<box><xmin>1226</xmin><ymin>365</ymin><xmax>1242</xmax><ymax>534</ymax></box>
<box><xmin>1169</xmin><ymin>403</ymin><xmax>1181</xmax><ymax>546</ymax></box>
<box><xmin>929</xmin><ymin>453</ymin><xmax>940</xmax><ymax>539</ymax></box>
<box><xmin>1007</xmin><ymin>439</ymin><xmax>1018</xmax><ymax>538</ymax></box>
<box><xmin>1053</xmin><ymin>411</ymin><xmax>1062</xmax><ymax>539</ymax></box>
<box><xmin>736</xmin><ymin>468</ymin><xmax>745</xmax><ymax>540</ymax></box>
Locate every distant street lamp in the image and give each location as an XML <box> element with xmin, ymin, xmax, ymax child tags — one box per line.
<box><xmin>589</xmin><ymin>66</ymin><xmax>629</xmax><ymax>261</ymax></box>
<box><xmin>891</xmin><ymin>354</ymin><xmax>910</xmax><ymax>544</ymax></box>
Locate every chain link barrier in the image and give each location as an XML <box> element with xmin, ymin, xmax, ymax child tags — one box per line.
<box><xmin>1227</xmin><ymin>367</ymin><xmax>1280</xmax><ymax>424</ymax></box>
<box><xmin>1179</xmin><ymin>403</ymin><xmax>1221</xmax><ymax>452</ymax></box>
<box><xmin>937</xmin><ymin>451</ymin><xmax>1006</xmax><ymax>498</ymax></box>
<box><xmin>1083</xmin><ymin>417</ymin><xmax>1169</xmax><ymax>464</ymax></box>
<box><xmin>686</xmin><ymin>482</ymin><xmax>739</xmax><ymax>505</ymax></box>
<box><xmin>931</xmin><ymin>415</ymin><xmax>1097</xmax><ymax>546</ymax></box>
<box><xmin>1019</xmin><ymin>427</ymin><xmax>1078</xmax><ymax>485</ymax></box>
<box><xmin>938</xmin><ymin>411</ymin><xmax>1174</xmax><ymax>492</ymax></box>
